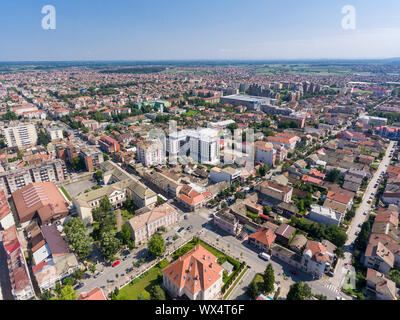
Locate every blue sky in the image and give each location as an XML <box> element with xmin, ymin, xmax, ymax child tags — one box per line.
<box><xmin>1</xmin><ymin>0</ymin><xmax>400</xmax><ymax>61</ymax></box>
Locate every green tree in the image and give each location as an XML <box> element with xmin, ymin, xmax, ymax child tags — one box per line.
<box><xmin>149</xmin><ymin>285</ymin><xmax>166</xmax><ymax>300</ymax></box>
<box><xmin>262</xmin><ymin>264</ymin><xmax>275</xmax><ymax>294</ymax></box>
<box><xmin>89</xmin><ymin>264</ymin><xmax>97</xmax><ymax>274</ymax></box>
<box><xmin>37</xmin><ymin>130</ymin><xmax>51</xmax><ymax>146</ymax></box>
<box><xmin>326</xmin><ymin>169</ymin><xmax>342</xmax><ymax>184</ymax></box>
<box><xmin>94</xmin><ymin>170</ymin><xmax>103</xmax><ymax>183</ymax></box>
<box><xmin>286</xmin><ymin>282</ymin><xmax>312</xmax><ymax>300</ymax></box>
<box><xmin>63</xmin><ymin>217</ymin><xmax>93</xmax><ymax>259</ymax></box>
<box><xmin>100</xmin><ymin>230</ymin><xmax>122</xmax><ymax>260</ymax></box>
<box><xmin>53</xmin><ymin>285</ymin><xmax>77</xmax><ymax>300</ymax></box>
<box><xmin>148</xmin><ymin>233</ymin><xmax>165</xmax><ymax>256</ymax></box>
<box><xmin>39</xmin><ymin>290</ymin><xmax>54</xmax><ymax>300</ymax></box>
<box><xmin>1</xmin><ymin>111</ymin><xmax>18</xmax><ymax>121</ymax></box>
<box><xmin>70</xmin><ymin>156</ymin><xmax>85</xmax><ymax>171</ymax></box>
<box><xmin>388</xmin><ymin>269</ymin><xmax>400</xmax><ymax>288</ymax></box>
<box><xmin>246</xmin><ymin>281</ymin><xmax>259</xmax><ymax>299</ymax></box>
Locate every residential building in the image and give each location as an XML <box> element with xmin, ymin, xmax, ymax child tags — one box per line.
<box><xmin>0</xmin><ymin>190</ymin><xmax>15</xmax><ymax>230</ymax></box>
<box><xmin>213</xmin><ymin>207</ymin><xmax>242</xmax><ymax>236</ymax></box>
<box><xmin>274</xmin><ymin>223</ymin><xmax>296</xmax><ymax>246</ymax></box>
<box><xmin>177</xmin><ymin>184</ymin><xmax>212</xmax><ymax>211</ymax></box>
<box><xmin>248</xmin><ymin>227</ymin><xmax>276</xmax><ymax>253</ymax></box>
<box><xmin>137</xmin><ymin>140</ymin><xmax>165</xmax><ymax>167</ymax></box>
<box><xmin>99</xmin><ymin>136</ymin><xmax>120</xmax><ymax>154</ymax></box>
<box><xmin>366</xmin><ymin>268</ymin><xmax>397</xmax><ymax>300</ymax></box>
<box><xmin>80</xmin><ymin>149</ymin><xmax>104</xmax><ymax>172</ymax></box>
<box><xmin>126</xmin><ymin>203</ymin><xmax>178</xmax><ymax>245</ymax></box>
<box><xmin>254</xmin><ymin>141</ymin><xmax>276</xmax><ymax>167</ymax></box>
<box><xmin>257</xmin><ymin>180</ymin><xmax>293</xmax><ymax>203</ymax></box>
<box><xmin>3</xmin><ymin>124</ymin><xmax>38</xmax><ymax>149</ymax></box>
<box><xmin>46</xmin><ymin>127</ymin><xmax>64</xmax><ymax>141</ymax></box>
<box><xmin>162</xmin><ymin>244</ymin><xmax>224</xmax><ymax>300</ymax></box>
<box><xmin>364</xmin><ymin>242</ymin><xmax>395</xmax><ymax>275</ymax></box>
<box><xmin>308</xmin><ymin>204</ymin><xmax>343</xmax><ymax>226</ymax></box>
<box><xmin>301</xmin><ymin>240</ymin><xmax>334</xmax><ymax>279</ymax></box>
<box><xmin>210</xmin><ymin>166</ymin><xmax>241</xmax><ymax>185</ymax></box>
<box><xmin>78</xmin><ymin>288</ymin><xmax>107</xmax><ymax>300</ymax></box>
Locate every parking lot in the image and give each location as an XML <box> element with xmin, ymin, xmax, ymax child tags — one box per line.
<box><xmin>62</xmin><ymin>177</ymin><xmax>98</xmax><ymax>198</ymax></box>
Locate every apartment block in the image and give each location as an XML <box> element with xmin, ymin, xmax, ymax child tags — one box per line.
<box><xmin>3</xmin><ymin>124</ymin><xmax>38</xmax><ymax>149</ymax></box>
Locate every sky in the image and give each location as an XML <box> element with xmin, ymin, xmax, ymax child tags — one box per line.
<box><xmin>1</xmin><ymin>0</ymin><xmax>400</xmax><ymax>61</ymax></box>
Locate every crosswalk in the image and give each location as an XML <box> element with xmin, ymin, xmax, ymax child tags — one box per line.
<box><xmin>324</xmin><ymin>283</ymin><xmax>341</xmax><ymax>295</ymax></box>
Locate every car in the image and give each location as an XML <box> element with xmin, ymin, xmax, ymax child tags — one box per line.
<box><xmin>364</xmin><ymin>211</ymin><xmax>368</xmax><ymax>215</ymax></box>
<box><xmin>258</xmin><ymin>252</ymin><xmax>271</xmax><ymax>261</ymax></box>
<box><xmin>358</xmin><ymin>223</ymin><xmax>362</xmax><ymax>227</ymax></box>
<box><xmin>184</xmin><ymin>215</ymin><xmax>188</xmax><ymax>220</ymax></box>
<box><xmin>165</xmin><ymin>241</ymin><xmax>172</xmax><ymax>247</ymax></box>
<box><xmin>336</xmin><ymin>296</ymin><xmax>345</xmax><ymax>300</ymax></box>
<box><xmin>367</xmin><ymin>200</ymin><xmax>372</xmax><ymax>204</ymax></box>
<box><xmin>112</xmin><ymin>261</ymin><xmax>120</xmax><ymax>267</ymax></box>
<box><xmin>355</xmin><ymin>231</ymin><xmax>360</xmax><ymax>236</ymax></box>
<box><xmin>122</xmin><ymin>256</ymin><xmax>129</xmax><ymax>261</ymax></box>
<box><xmin>166</xmin><ymin>236</ymin><xmax>173</xmax><ymax>241</ymax></box>
<box><xmin>177</xmin><ymin>227</ymin><xmax>185</xmax><ymax>233</ymax></box>
<box><xmin>94</xmin><ymin>272</ymin><xmax>103</xmax><ymax>278</ymax></box>
<box><xmin>187</xmin><ymin>225</ymin><xmax>193</xmax><ymax>231</ymax></box>
<box><xmin>374</xmin><ymin>184</ymin><xmax>378</xmax><ymax>188</ymax></box>
<box><xmin>75</xmin><ymin>283</ymin><xmax>84</xmax><ymax>290</ymax></box>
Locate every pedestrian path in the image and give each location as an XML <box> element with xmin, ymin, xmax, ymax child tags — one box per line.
<box><xmin>324</xmin><ymin>283</ymin><xmax>341</xmax><ymax>295</ymax></box>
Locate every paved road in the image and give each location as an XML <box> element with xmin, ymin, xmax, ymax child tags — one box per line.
<box><xmin>328</xmin><ymin>140</ymin><xmax>395</xmax><ymax>291</ymax></box>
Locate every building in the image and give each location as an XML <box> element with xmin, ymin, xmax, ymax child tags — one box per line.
<box><xmin>280</xmin><ymin>113</ymin><xmax>306</xmax><ymax>128</ymax></box>
<box><xmin>12</xmin><ymin>182</ymin><xmax>70</xmax><ymax>226</ymax></box>
<box><xmin>162</xmin><ymin>244</ymin><xmax>224</xmax><ymax>300</ymax></box>
<box><xmin>210</xmin><ymin>167</ymin><xmax>241</xmax><ymax>185</ymax></box>
<box><xmin>80</xmin><ymin>149</ymin><xmax>104</xmax><ymax>172</ymax></box>
<box><xmin>126</xmin><ymin>203</ymin><xmax>178</xmax><ymax>245</ymax></box>
<box><xmin>0</xmin><ymin>190</ymin><xmax>15</xmax><ymax>230</ymax></box>
<box><xmin>0</xmin><ymin>159</ymin><xmax>68</xmax><ymax>197</ymax></box>
<box><xmin>248</xmin><ymin>227</ymin><xmax>276</xmax><ymax>252</ymax></box>
<box><xmin>301</xmin><ymin>240</ymin><xmax>334</xmax><ymax>279</ymax></box>
<box><xmin>78</xmin><ymin>287</ymin><xmax>107</xmax><ymax>300</ymax></box>
<box><xmin>99</xmin><ymin>136</ymin><xmax>120</xmax><ymax>154</ymax></box>
<box><xmin>137</xmin><ymin>140</ymin><xmax>165</xmax><ymax>167</ymax></box>
<box><xmin>359</xmin><ymin>115</ymin><xmax>388</xmax><ymax>127</ymax></box>
<box><xmin>178</xmin><ymin>184</ymin><xmax>212</xmax><ymax>211</ymax></box>
<box><xmin>274</xmin><ymin>223</ymin><xmax>296</xmax><ymax>246</ymax></box>
<box><xmin>1</xmin><ymin>226</ymin><xmax>35</xmax><ymax>300</ymax></box>
<box><xmin>365</xmin><ymin>268</ymin><xmax>397</xmax><ymax>300</ymax></box>
<box><xmin>3</xmin><ymin>123</ymin><xmax>38</xmax><ymax>149</ymax></box>
<box><xmin>268</xmin><ymin>133</ymin><xmax>300</xmax><ymax>150</ymax></box>
<box><xmin>308</xmin><ymin>204</ymin><xmax>343</xmax><ymax>226</ymax></box>
<box><xmin>364</xmin><ymin>242</ymin><xmax>395</xmax><ymax>275</ymax></box>
<box><xmin>46</xmin><ymin>127</ymin><xmax>64</xmax><ymax>141</ymax></box>
<box><xmin>254</xmin><ymin>141</ymin><xmax>276</xmax><ymax>167</ymax></box>
<box><xmin>257</xmin><ymin>180</ymin><xmax>293</xmax><ymax>203</ymax></box>
<box><xmin>213</xmin><ymin>207</ymin><xmax>241</xmax><ymax>236</ymax></box>
<box><xmin>220</xmin><ymin>94</ymin><xmax>276</xmax><ymax>111</ymax></box>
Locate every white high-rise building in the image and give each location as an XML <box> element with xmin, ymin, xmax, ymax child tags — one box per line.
<box><xmin>3</xmin><ymin>124</ymin><xmax>38</xmax><ymax>149</ymax></box>
<box><xmin>167</xmin><ymin>128</ymin><xmax>220</xmax><ymax>165</ymax></box>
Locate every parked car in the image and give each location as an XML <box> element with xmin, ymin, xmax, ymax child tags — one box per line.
<box><xmin>177</xmin><ymin>227</ymin><xmax>185</xmax><ymax>233</ymax></box>
<box><xmin>75</xmin><ymin>283</ymin><xmax>84</xmax><ymax>290</ymax></box>
<box><xmin>184</xmin><ymin>215</ymin><xmax>188</xmax><ymax>220</ymax></box>
<box><xmin>112</xmin><ymin>261</ymin><xmax>120</xmax><ymax>267</ymax></box>
<box><xmin>258</xmin><ymin>252</ymin><xmax>271</xmax><ymax>261</ymax></box>
<box><xmin>355</xmin><ymin>231</ymin><xmax>360</xmax><ymax>236</ymax></box>
<box><xmin>358</xmin><ymin>223</ymin><xmax>362</xmax><ymax>227</ymax></box>
<box><xmin>187</xmin><ymin>225</ymin><xmax>193</xmax><ymax>231</ymax></box>
<box><xmin>166</xmin><ymin>236</ymin><xmax>173</xmax><ymax>241</ymax></box>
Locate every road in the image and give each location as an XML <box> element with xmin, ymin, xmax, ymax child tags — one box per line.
<box><xmin>328</xmin><ymin>140</ymin><xmax>395</xmax><ymax>291</ymax></box>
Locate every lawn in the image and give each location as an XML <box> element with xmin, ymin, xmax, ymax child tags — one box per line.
<box><xmin>184</xmin><ymin>110</ymin><xmax>199</xmax><ymax>117</ymax></box>
<box><xmin>121</xmin><ymin>209</ymin><xmax>135</xmax><ymax>223</ymax></box>
<box><xmin>59</xmin><ymin>186</ymin><xmax>72</xmax><ymax>201</ymax></box>
<box><xmin>115</xmin><ymin>260</ymin><xmax>170</xmax><ymax>300</ymax></box>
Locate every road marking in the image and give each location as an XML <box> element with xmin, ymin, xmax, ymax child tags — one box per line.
<box><xmin>324</xmin><ymin>283</ymin><xmax>340</xmax><ymax>294</ymax></box>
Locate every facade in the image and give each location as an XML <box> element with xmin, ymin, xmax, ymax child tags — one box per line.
<box><xmin>308</xmin><ymin>204</ymin><xmax>343</xmax><ymax>226</ymax></box>
<box><xmin>254</xmin><ymin>141</ymin><xmax>276</xmax><ymax>167</ymax></box>
<box><xmin>0</xmin><ymin>159</ymin><xmax>69</xmax><ymax>198</ymax></box>
<box><xmin>364</xmin><ymin>242</ymin><xmax>395</xmax><ymax>275</ymax></box>
<box><xmin>301</xmin><ymin>240</ymin><xmax>334</xmax><ymax>279</ymax></box>
<box><xmin>366</xmin><ymin>268</ymin><xmax>397</xmax><ymax>300</ymax></box>
<box><xmin>177</xmin><ymin>184</ymin><xmax>212</xmax><ymax>211</ymax></box>
<box><xmin>0</xmin><ymin>190</ymin><xmax>15</xmax><ymax>230</ymax></box>
<box><xmin>1</xmin><ymin>226</ymin><xmax>35</xmax><ymax>300</ymax></box>
<box><xmin>126</xmin><ymin>203</ymin><xmax>178</xmax><ymax>245</ymax></box>
<box><xmin>3</xmin><ymin>123</ymin><xmax>38</xmax><ymax>149</ymax></box>
<box><xmin>210</xmin><ymin>166</ymin><xmax>241</xmax><ymax>185</ymax></box>
<box><xmin>99</xmin><ymin>136</ymin><xmax>120</xmax><ymax>153</ymax></box>
<box><xmin>213</xmin><ymin>207</ymin><xmax>241</xmax><ymax>236</ymax></box>
<box><xmin>137</xmin><ymin>140</ymin><xmax>164</xmax><ymax>167</ymax></box>
<box><xmin>162</xmin><ymin>244</ymin><xmax>224</xmax><ymax>300</ymax></box>
<box><xmin>80</xmin><ymin>149</ymin><xmax>104</xmax><ymax>172</ymax></box>
<box><xmin>257</xmin><ymin>180</ymin><xmax>293</xmax><ymax>203</ymax></box>
<box><xmin>248</xmin><ymin>227</ymin><xmax>277</xmax><ymax>252</ymax></box>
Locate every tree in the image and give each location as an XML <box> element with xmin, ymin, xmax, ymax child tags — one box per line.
<box><xmin>262</xmin><ymin>264</ymin><xmax>275</xmax><ymax>294</ymax></box>
<box><xmin>326</xmin><ymin>169</ymin><xmax>342</xmax><ymax>184</ymax></box>
<box><xmin>388</xmin><ymin>269</ymin><xmax>400</xmax><ymax>288</ymax></box>
<box><xmin>63</xmin><ymin>217</ymin><xmax>93</xmax><ymax>259</ymax></box>
<box><xmin>94</xmin><ymin>170</ymin><xmax>103</xmax><ymax>183</ymax></box>
<box><xmin>100</xmin><ymin>231</ymin><xmax>122</xmax><ymax>260</ymax></box>
<box><xmin>53</xmin><ymin>285</ymin><xmax>77</xmax><ymax>300</ymax></box>
<box><xmin>89</xmin><ymin>264</ymin><xmax>97</xmax><ymax>274</ymax></box>
<box><xmin>39</xmin><ymin>290</ymin><xmax>54</xmax><ymax>300</ymax></box>
<box><xmin>286</xmin><ymin>282</ymin><xmax>312</xmax><ymax>300</ymax></box>
<box><xmin>1</xmin><ymin>111</ymin><xmax>18</xmax><ymax>121</ymax></box>
<box><xmin>37</xmin><ymin>130</ymin><xmax>51</xmax><ymax>146</ymax></box>
<box><xmin>121</xmin><ymin>224</ymin><xmax>134</xmax><ymax>249</ymax></box>
<box><xmin>246</xmin><ymin>281</ymin><xmax>259</xmax><ymax>299</ymax></box>
<box><xmin>148</xmin><ymin>233</ymin><xmax>165</xmax><ymax>256</ymax></box>
<box><xmin>70</xmin><ymin>156</ymin><xmax>85</xmax><ymax>171</ymax></box>
<box><xmin>149</xmin><ymin>285</ymin><xmax>166</xmax><ymax>300</ymax></box>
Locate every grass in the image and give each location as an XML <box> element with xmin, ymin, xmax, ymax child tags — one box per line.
<box><xmin>246</xmin><ymin>210</ymin><xmax>259</xmax><ymax>219</ymax></box>
<box><xmin>59</xmin><ymin>186</ymin><xmax>72</xmax><ymax>201</ymax></box>
<box><xmin>183</xmin><ymin>110</ymin><xmax>199</xmax><ymax>117</ymax></box>
<box><xmin>121</xmin><ymin>209</ymin><xmax>135</xmax><ymax>223</ymax></box>
<box><xmin>115</xmin><ymin>260</ymin><xmax>170</xmax><ymax>300</ymax></box>
<box><xmin>223</xmin><ymin>266</ymin><xmax>249</xmax><ymax>300</ymax></box>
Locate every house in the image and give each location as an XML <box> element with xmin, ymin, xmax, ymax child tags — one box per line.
<box><xmin>213</xmin><ymin>207</ymin><xmax>242</xmax><ymax>236</ymax></box>
<box><xmin>289</xmin><ymin>234</ymin><xmax>308</xmax><ymax>253</ymax></box>
<box><xmin>0</xmin><ymin>190</ymin><xmax>15</xmax><ymax>230</ymax></box>
<box><xmin>248</xmin><ymin>227</ymin><xmax>276</xmax><ymax>253</ymax></box>
<box><xmin>126</xmin><ymin>203</ymin><xmax>178</xmax><ymax>245</ymax></box>
<box><xmin>364</xmin><ymin>242</ymin><xmax>395</xmax><ymax>275</ymax></box>
<box><xmin>1</xmin><ymin>226</ymin><xmax>35</xmax><ymax>300</ymax></box>
<box><xmin>301</xmin><ymin>240</ymin><xmax>334</xmax><ymax>279</ymax></box>
<box><xmin>254</xmin><ymin>141</ymin><xmax>276</xmax><ymax>167</ymax></box>
<box><xmin>308</xmin><ymin>204</ymin><xmax>343</xmax><ymax>226</ymax></box>
<box><xmin>12</xmin><ymin>182</ymin><xmax>69</xmax><ymax>226</ymax></box>
<box><xmin>326</xmin><ymin>189</ymin><xmax>354</xmax><ymax>211</ymax></box>
<box><xmin>210</xmin><ymin>167</ymin><xmax>241</xmax><ymax>185</ymax></box>
<box><xmin>99</xmin><ymin>136</ymin><xmax>120</xmax><ymax>154</ymax></box>
<box><xmin>178</xmin><ymin>185</ymin><xmax>212</xmax><ymax>211</ymax></box>
<box><xmin>78</xmin><ymin>287</ymin><xmax>107</xmax><ymax>300</ymax></box>
<box><xmin>366</xmin><ymin>268</ymin><xmax>397</xmax><ymax>300</ymax></box>
<box><xmin>274</xmin><ymin>223</ymin><xmax>296</xmax><ymax>246</ymax></box>
<box><xmin>162</xmin><ymin>244</ymin><xmax>223</xmax><ymax>300</ymax></box>
<box><xmin>257</xmin><ymin>180</ymin><xmax>293</xmax><ymax>203</ymax></box>
<box><xmin>368</xmin><ymin>233</ymin><xmax>400</xmax><ymax>267</ymax></box>
<box><xmin>301</xmin><ymin>175</ymin><xmax>324</xmax><ymax>186</ymax></box>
